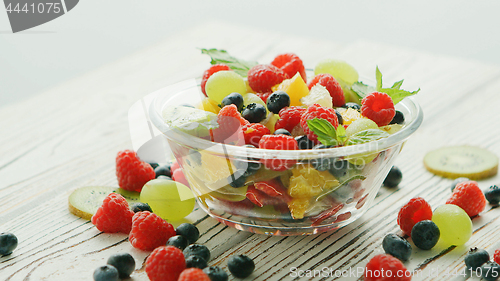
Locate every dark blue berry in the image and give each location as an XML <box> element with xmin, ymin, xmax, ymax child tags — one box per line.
<box><xmin>335</xmin><ymin>110</ymin><xmax>343</xmax><ymax>125</ymax></box>
<box><xmin>311</xmin><ymin>144</ymin><xmax>335</xmax><ymax>171</ymax></box>
<box><xmin>228</xmin><ymin>173</ymin><xmax>247</xmax><ymax>188</ymax></box>
<box><xmin>451</xmin><ymin>177</ymin><xmax>469</xmax><ymax>192</ymax></box>
<box><xmin>167</xmin><ymin>235</ymin><xmax>188</xmax><ymax>250</ymax></box>
<box><xmin>203</xmin><ymin>266</ymin><xmax>229</xmax><ymax>281</ymax></box>
<box><xmin>343</xmin><ymin>102</ymin><xmax>361</xmax><ymax>111</ymax></box>
<box><xmin>183</xmin><ymin>244</ymin><xmax>210</xmax><ymax>262</ymax></box>
<box><xmin>93</xmin><ymin>265</ymin><xmax>119</xmax><ymax>281</ymax></box>
<box><xmin>411</xmin><ymin>220</ymin><xmax>440</xmax><ymax>250</ymax></box>
<box><xmin>295</xmin><ymin>135</ymin><xmax>315</xmax><ymax>150</ymax></box>
<box><xmin>176</xmin><ymin>223</ymin><xmax>200</xmax><ymax>244</ymax></box>
<box><xmin>274</xmin><ymin>128</ymin><xmax>291</xmax><ymax>136</ymax></box>
<box><xmin>383</xmin><ymin>166</ymin><xmax>402</xmax><ymax>188</ymax></box>
<box><xmin>0</xmin><ymin>232</ymin><xmax>18</xmax><ymax>256</ymax></box>
<box><xmin>107</xmin><ymin>253</ymin><xmax>135</xmax><ymax>278</ymax></box>
<box><xmin>227</xmin><ymin>254</ymin><xmax>255</xmax><ymax>279</ymax></box>
<box><xmin>382</xmin><ymin>234</ymin><xmax>412</xmax><ymax>261</ymax></box>
<box><xmin>155</xmin><ymin>164</ymin><xmax>171</xmax><ymax>178</ymax></box>
<box><xmin>484</xmin><ymin>185</ymin><xmax>500</xmax><ymax>205</ymax></box>
<box><xmin>221</xmin><ymin>93</ymin><xmax>244</xmax><ymax>111</ymax></box>
<box><xmin>148</xmin><ymin>162</ymin><xmax>159</xmax><ymax>169</ymax></box>
<box><xmin>242</xmin><ymin>103</ymin><xmax>267</xmax><ymax>123</ymax></box>
<box><xmin>233</xmin><ymin>145</ymin><xmax>261</xmax><ymax>178</ymax></box>
<box><xmin>328</xmin><ymin>160</ymin><xmax>349</xmax><ymax>179</ymax></box>
<box><xmin>465</xmin><ymin>247</ymin><xmax>490</xmax><ymax>270</ymax></box>
<box><xmin>185</xmin><ymin>255</ymin><xmax>208</xmax><ymax>269</ymax></box>
<box><xmin>481</xmin><ymin>261</ymin><xmax>500</xmax><ymax>281</ymax></box>
<box><xmin>266</xmin><ymin>91</ymin><xmax>290</xmax><ymax>114</ymax></box>
<box><xmin>389</xmin><ymin>110</ymin><xmax>405</xmax><ymax>125</ymax></box>
<box><xmin>130</xmin><ymin>202</ymin><xmax>152</xmax><ymax>213</ymax></box>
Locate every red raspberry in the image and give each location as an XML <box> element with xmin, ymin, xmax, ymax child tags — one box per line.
<box><xmin>247</xmin><ymin>64</ymin><xmax>286</xmax><ymax>93</ymax></box>
<box><xmin>116</xmin><ymin>150</ymin><xmax>155</xmax><ymax>192</ymax></box>
<box><xmin>212</xmin><ymin>104</ymin><xmax>249</xmax><ymax>144</ymax></box>
<box><xmin>256</xmin><ymin>91</ymin><xmax>272</xmax><ymax>103</ymax></box>
<box><xmin>129</xmin><ymin>211</ymin><xmax>176</xmax><ymax>251</ymax></box>
<box><xmin>364</xmin><ymin>254</ymin><xmax>411</xmax><ymax>281</ymax></box>
<box><xmin>446</xmin><ymin>181</ymin><xmax>486</xmax><ymax>217</ymax></box>
<box><xmin>178</xmin><ymin>268</ymin><xmax>211</xmax><ymax>281</ymax></box>
<box><xmin>254</xmin><ymin>179</ymin><xmax>289</xmax><ymax>198</ymax></box>
<box><xmin>300</xmin><ymin>104</ymin><xmax>339</xmax><ymax>143</ymax></box>
<box><xmin>242</xmin><ymin>123</ymin><xmax>270</xmax><ymax>147</ymax></box>
<box><xmin>145</xmin><ymin>246</ymin><xmax>185</xmax><ymax>281</ymax></box>
<box><xmin>494</xmin><ymin>249</ymin><xmax>500</xmax><ymax>264</ymax></box>
<box><xmin>172</xmin><ymin>168</ymin><xmax>190</xmax><ymax>187</ymax></box>
<box><xmin>308</xmin><ymin>74</ymin><xmax>345</xmax><ymax>107</ymax></box>
<box><xmin>271</xmin><ymin>53</ymin><xmax>307</xmax><ymax>81</ymax></box>
<box><xmin>201</xmin><ymin>64</ymin><xmax>231</xmax><ymax>96</ymax></box>
<box><xmin>274</xmin><ymin>106</ymin><xmax>306</xmax><ymax>133</ymax></box>
<box><xmin>397</xmin><ymin>197</ymin><xmax>432</xmax><ymax>236</ymax></box>
<box><xmin>91</xmin><ymin>193</ymin><xmax>134</xmax><ymax>234</ymax></box>
<box><xmin>171</xmin><ymin>161</ymin><xmax>180</xmax><ymax>173</ymax></box>
<box><xmin>361</xmin><ymin>92</ymin><xmax>395</xmax><ymax>126</ymax></box>
<box><xmin>258</xmin><ymin>135</ymin><xmax>298</xmax><ymax>171</ymax></box>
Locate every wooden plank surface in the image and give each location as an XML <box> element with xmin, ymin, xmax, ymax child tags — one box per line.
<box><xmin>2</xmin><ymin>21</ymin><xmax>500</xmax><ymax>280</ymax></box>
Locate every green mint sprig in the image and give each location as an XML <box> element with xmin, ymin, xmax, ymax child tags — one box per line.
<box><xmin>306</xmin><ymin>118</ymin><xmax>346</xmax><ymax>146</ymax></box>
<box><xmin>200</xmin><ymin>48</ymin><xmax>258</xmax><ymax>77</ymax></box>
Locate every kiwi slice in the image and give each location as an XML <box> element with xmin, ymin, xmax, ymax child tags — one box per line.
<box><xmin>68</xmin><ymin>186</ymin><xmax>141</xmax><ymax>220</ymax></box>
<box><xmin>424</xmin><ymin>146</ymin><xmax>498</xmax><ymax>180</ymax></box>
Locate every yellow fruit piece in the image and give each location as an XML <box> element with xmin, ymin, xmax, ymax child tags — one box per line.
<box><xmin>288</xmin><ymin>198</ymin><xmax>310</xmax><ymax>219</ymax></box>
<box><xmin>273</xmin><ymin>73</ymin><xmax>309</xmax><ymax>106</ymax></box>
<box><xmin>245</xmin><ymin>80</ymin><xmax>255</xmax><ymax>93</ymax></box>
<box><xmin>340</xmin><ymin>108</ymin><xmax>363</xmax><ymax>126</ymax></box>
<box><xmin>288</xmin><ymin>165</ymin><xmax>339</xmax><ymax>198</ymax></box>
<box><xmin>195</xmin><ymin>97</ymin><xmax>220</xmax><ymax>114</ymax></box>
<box><xmin>263</xmin><ymin>113</ymin><xmax>279</xmax><ymax>133</ymax></box>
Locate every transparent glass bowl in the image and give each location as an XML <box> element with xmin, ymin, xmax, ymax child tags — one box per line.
<box><xmin>149</xmin><ymin>79</ymin><xmax>423</xmax><ymax>236</ymax></box>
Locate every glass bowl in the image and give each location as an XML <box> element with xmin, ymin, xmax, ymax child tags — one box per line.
<box><xmin>149</xmin><ymin>79</ymin><xmax>423</xmax><ymax>236</ymax></box>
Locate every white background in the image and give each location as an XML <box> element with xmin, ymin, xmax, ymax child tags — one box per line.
<box><xmin>1</xmin><ymin>0</ymin><xmax>500</xmax><ymax>107</ymax></box>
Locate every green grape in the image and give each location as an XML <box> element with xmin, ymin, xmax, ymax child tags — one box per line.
<box><xmin>140</xmin><ymin>179</ymin><xmax>195</xmax><ymax>221</ymax></box>
<box><xmin>242</xmin><ymin>92</ymin><xmax>268</xmax><ymax>114</ymax></box>
<box><xmin>314</xmin><ymin>59</ymin><xmax>359</xmax><ymax>85</ymax></box>
<box><xmin>205</xmin><ymin>71</ymin><xmax>247</xmax><ymax>104</ymax></box>
<box><xmin>345</xmin><ymin>118</ymin><xmax>379</xmax><ymax>139</ymax></box>
<box><xmin>432</xmin><ymin>204</ymin><xmax>472</xmax><ymax>246</ymax></box>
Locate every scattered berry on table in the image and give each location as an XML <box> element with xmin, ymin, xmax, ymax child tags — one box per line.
<box><xmin>274</xmin><ymin>106</ymin><xmax>306</xmax><ymax>133</ymax></box>
<box><xmin>432</xmin><ymin>204</ymin><xmax>472</xmax><ymax>246</ymax></box>
<box><xmin>274</xmin><ymin>128</ymin><xmax>291</xmax><ymax>136</ymax></box>
<box><xmin>482</xmin><ymin>261</ymin><xmax>500</xmax><ymax>281</ymax></box>
<box><xmin>178</xmin><ymin>268</ymin><xmax>211</xmax><ymax>281</ymax></box>
<box><xmin>382</xmin><ymin>233</ymin><xmax>412</xmax><ymax>261</ymax></box>
<box><xmin>494</xmin><ymin>249</ymin><xmax>500</xmax><ymax>264</ymax></box>
<box><xmin>185</xmin><ymin>255</ymin><xmax>208</xmax><ymax>269</ymax></box>
<box><xmin>183</xmin><ymin>244</ymin><xmax>211</xmax><ymax>262</ymax></box>
<box><xmin>397</xmin><ymin>197</ymin><xmax>433</xmax><ymax>236</ymax></box>
<box><xmin>129</xmin><ymin>211</ymin><xmax>176</xmax><ymax>251</ymax></box>
<box><xmin>93</xmin><ymin>265</ymin><xmax>119</xmax><ymax>281</ymax></box>
<box><xmin>176</xmin><ymin>223</ymin><xmax>200</xmax><ymax>245</ymax></box>
<box><xmin>271</xmin><ymin>53</ymin><xmax>306</xmax><ymax>81</ymax></box>
<box><xmin>307</xmin><ymin>73</ymin><xmax>345</xmax><ymax>107</ymax></box>
<box><xmin>145</xmin><ymin>246</ymin><xmax>185</xmax><ymax>281</ymax></box>
<box><xmin>295</xmin><ymin>135</ymin><xmax>315</xmax><ymax>150</ymax></box>
<box><xmin>247</xmin><ymin>64</ymin><xmax>286</xmax><ymax>93</ymax></box>
<box><xmin>130</xmin><ymin>202</ymin><xmax>152</xmax><ymax>213</ymax></box>
<box><xmin>91</xmin><ymin>193</ymin><xmax>134</xmax><ymax>234</ymax></box>
<box><xmin>154</xmin><ymin>164</ymin><xmax>172</xmax><ymax>178</ymax></box>
<box><xmin>389</xmin><ymin>110</ymin><xmax>405</xmax><ymax>125</ymax></box>
<box><xmin>450</xmin><ymin>177</ymin><xmax>469</xmax><ymax>192</ymax></box>
<box><xmin>361</xmin><ymin>92</ymin><xmax>396</xmax><ymax>126</ymax></box>
<box><xmin>107</xmin><ymin>253</ymin><xmax>135</xmax><ymax>278</ymax></box>
<box><xmin>446</xmin><ymin>180</ymin><xmax>486</xmax><ymax>217</ymax></box>
<box><xmin>172</xmin><ymin>169</ymin><xmax>190</xmax><ymax>187</ymax></box>
<box><xmin>0</xmin><ymin>232</ymin><xmax>18</xmax><ymax>256</ymax></box>
<box><xmin>266</xmin><ymin>91</ymin><xmax>291</xmax><ymax>114</ymax></box>
<box><xmin>167</xmin><ymin>235</ymin><xmax>189</xmax><ymax>250</ymax></box>
<box><xmin>116</xmin><ymin>150</ymin><xmax>155</xmax><ymax>192</ymax></box>
<box><xmin>364</xmin><ymin>254</ymin><xmax>411</xmax><ymax>281</ymax></box>
<box><xmin>484</xmin><ymin>185</ymin><xmax>500</xmax><ymax>205</ymax></box>
<box><xmin>242</xmin><ymin>123</ymin><xmax>270</xmax><ymax>148</ymax></box>
<box><xmin>411</xmin><ymin>220</ymin><xmax>440</xmax><ymax>250</ymax></box>
<box><xmin>383</xmin><ymin>166</ymin><xmax>403</xmax><ymax>188</ymax></box>
<box><xmin>203</xmin><ymin>266</ymin><xmax>229</xmax><ymax>281</ymax></box>
<box><xmin>343</xmin><ymin>102</ymin><xmax>361</xmax><ymax>111</ymax></box>
<box><xmin>242</xmin><ymin>103</ymin><xmax>267</xmax><ymax>123</ymax></box>
<box><xmin>221</xmin><ymin>92</ymin><xmax>244</xmax><ymax>111</ymax></box>
<box><xmin>300</xmin><ymin>103</ymin><xmax>339</xmax><ymax>143</ymax></box>
<box><xmin>258</xmin><ymin>135</ymin><xmax>298</xmax><ymax>171</ymax></box>
<box><xmin>201</xmin><ymin>64</ymin><xmax>231</xmax><ymax>96</ymax></box>
<box><xmin>227</xmin><ymin>254</ymin><xmax>255</xmax><ymax>279</ymax></box>
<box><xmin>465</xmin><ymin>247</ymin><xmax>490</xmax><ymax>270</ymax></box>
<box><xmin>148</xmin><ymin>162</ymin><xmax>159</xmax><ymax>169</ymax></box>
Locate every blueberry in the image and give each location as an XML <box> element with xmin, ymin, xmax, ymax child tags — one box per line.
<box><xmin>328</xmin><ymin>160</ymin><xmax>349</xmax><ymax>179</ymax></box>
<box><xmin>0</xmin><ymin>232</ymin><xmax>18</xmax><ymax>256</ymax></box>
<box><xmin>411</xmin><ymin>220</ymin><xmax>440</xmax><ymax>250</ymax></box>
<box><xmin>295</xmin><ymin>135</ymin><xmax>315</xmax><ymax>150</ymax></box>
<box><xmin>242</xmin><ymin>103</ymin><xmax>267</xmax><ymax>123</ymax></box>
<box><xmin>183</xmin><ymin>244</ymin><xmax>210</xmax><ymax>262</ymax></box>
<box><xmin>203</xmin><ymin>266</ymin><xmax>229</xmax><ymax>281</ymax></box>
<box><xmin>130</xmin><ymin>202</ymin><xmax>153</xmax><ymax>213</ymax></box>
<box><xmin>335</xmin><ymin>110</ymin><xmax>344</xmax><ymax>125</ymax></box>
<box><xmin>148</xmin><ymin>162</ymin><xmax>159</xmax><ymax>169</ymax></box>
<box><xmin>451</xmin><ymin>177</ymin><xmax>469</xmax><ymax>192</ymax></box>
<box><xmin>185</xmin><ymin>255</ymin><xmax>208</xmax><ymax>269</ymax></box>
<box><xmin>274</xmin><ymin>128</ymin><xmax>291</xmax><ymax>136</ymax></box>
<box><xmin>227</xmin><ymin>254</ymin><xmax>255</xmax><ymax>278</ymax></box>
<box><xmin>465</xmin><ymin>247</ymin><xmax>490</xmax><ymax>270</ymax></box>
<box><xmin>154</xmin><ymin>164</ymin><xmax>171</xmax><ymax>178</ymax></box>
<box><xmin>383</xmin><ymin>166</ymin><xmax>402</xmax><ymax>188</ymax></box>
<box><xmin>311</xmin><ymin>144</ymin><xmax>335</xmax><ymax>171</ymax></box>
<box><xmin>481</xmin><ymin>261</ymin><xmax>500</xmax><ymax>281</ymax></box>
<box><xmin>389</xmin><ymin>110</ymin><xmax>405</xmax><ymax>125</ymax></box>
<box><xmin>382</xmin><ymin>234</ymin><xmax>412</xmax><ymax>261</ymax></box>
<box><xmin>107</xmin><ymin>253</ymin><xmax>135</xmax><ymax>278</ymax></box>
<box><xmin>343</xmin><ymin>102</ymin><xmax>361</xmax><ymax>111</ymax></box>
<box><xmin>93</xmin><ymin>265</ymin><xmax>119</xmax><ymax>281</ymax></box>
<box><xmin>484</xmin><ymin>185</ymin><xmax>500</xmax><ymax>205</ymax></box>
<box><xmin>167</xmin><ymin>235</ymin><xmax>188</xmax><ymax>250</ymax></box>
<box><xmin>266</xmin><ymin>91</ymin><xmax>290</xmax><ymax>114</ymax></box>
<box><xmin>176</xmin><ymin>223</ymin><xmax>200</xmax><ymax>245</ymax></box>
<box><xmin>221</xmin><ymin>93</ymin><xmax>244</xmax><ymax>111</ymax></box>
<box><xmin>228</xmin><ymin>173</ymin><xmax>247</xmax><ymax>188</ymax></box>
<box><xmin>233</xmin><ymin>145</ymin><xmax>261</xmax><ymax>178</ymax></box>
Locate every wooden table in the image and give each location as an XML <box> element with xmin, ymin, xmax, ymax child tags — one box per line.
<box><xmin>2</xmin><ymin>22</ymin><xmax>500</xmax><ymax>281</ymax></box>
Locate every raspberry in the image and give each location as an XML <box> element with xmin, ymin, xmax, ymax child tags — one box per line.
<box><xmin>145</xmin><ymin>246</ymin><xmax>185</xmax><ymax>281</ymax></box>
<box><xmin>397</xmin><ymin>197</ymin><xmax>433</xmax><ymax>236</ymax></box>
<box><xmin>178</xmin><ymin>268</ymin><xmax>211</xmax><ymax>281</ymax></box>
<box><xmin>446</xmin><ymin>181</ymin><xmax>486</xmax><ymax>217</ymax></box>
<box><xmin>116</xmin><ymin>150</ymin><xmax>155</xmax><ymax>192</ymax></box>
<box><xmin>258</xmin><ymin>135</ymin><xmax>298</xmax><ymax>171</ymax></box>
<box><xmin>247</xmin><ymin>64</ymin><xmax>286</xmax><ymax>93</ymax></box>
<box><xmin>246</xmin><ymin>185</ymin><xmax>287</xmax><ymax>207</ymax></box>
<box><xmin>172</xmin><ymin>168</ymin><xmax>190</xmax><ymax>187</ymax></box>
<box><xmin>274</xmin><ymin>106</ymin><xmax>306</xmax><ymax>133</ymax></box>
<box><xmin>254</xmin><ymin>178</ymin><xmax>288</xmax><ymax>198</ymax></box>
<box><xmin>129</xmin><ymin>211</ymin><xmax>176</xmax><ymax>251</ymax></box>
<box><xmin>242</xmin><ymin>123</ymin><xmax>270</xmax><ymax>147</ymax></box>
<box><xmin>201</xmin><ymin>64</ymin><xmax>231</xmax><ymax>96</ymax></box>
<box><xmin>307</xmin><ymin>74</ymin><xmax>345</xmax><ymax>107</ymax></box>
<box><xmin>271</xmin><ymin>53</ymin><xmax>306</xmax><ymax>81</ymax></box>
<box><xmin>494</xmin><ymin>249</ymin><xmax>500</xmax><ymax>264</ymax></box>
<box><xmin>256</xmin><ymin>91</ymin><xmax>272</xmax><ymax>103</ymax></box>
<box><xmin>361</xmin><ymin>92</ymin><xmax>395</xmax><ymax>126</ymax></box>
<box><xmin>213</xmin><ymin>104</ymin><xmax>249</xmax><ymax>144</ymax></box>
<box><xmin>364</xmin><ymin>254</ymin><xmax>411</xmax><ymax>281</ymax></box>
<box><xmin>300</xmin><ymin>104</ymin><xmax>339</xmax><ymax>143</ymax></box>
<box><xmin>91</xmin><ymin>193</ymin><xmax>134</xmax><ymax>234</ymax></box>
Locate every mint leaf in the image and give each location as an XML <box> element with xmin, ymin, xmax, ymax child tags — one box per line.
<box><xmin>391</xmin><ymin>79</ymin><xmax>404</xmax><ymax>90</ymax></box>
<box><xmin>351</xmin><ymin>81</ymin><xmax>376</xmax><ymax>99</ymax></box>
<box><xmin>201</xmin><ymin>48</ymin><xmax>258</xmax><ymax>77</ymax></box>
<box><xmin>336</xmin><ymin>124</ymin><xmax>347</xmax><ymax>145</ymax></box>
<box><xmin>380</xmin><ymin>87</ymin><xmax>420</xmax><ymax>105</ymax></box>
<box><xmin>346</xmin><ymin>129</ymin><xmax>389</xmax><ymax>146</ymax></box>
<box><xmin>306</xmin><ymin>118</ymin><xmax>338</xmax><ymax>146</ymax></box>
<box><xmin>376</xmin><ymin>66</ymin><xmax>383</xmax><ymax>91</ymax></box>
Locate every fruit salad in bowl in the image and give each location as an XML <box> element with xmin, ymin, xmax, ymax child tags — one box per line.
<box><xmin>149</xmin><ymin>49</ymin><xmax>423</xmax><ymax>235</ymax></box>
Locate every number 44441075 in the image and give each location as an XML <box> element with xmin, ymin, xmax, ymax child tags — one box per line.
<box><xmin>6</xmin><ymin>2</ymin><xmax>62</xmax><ymax>14</ymax></box>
